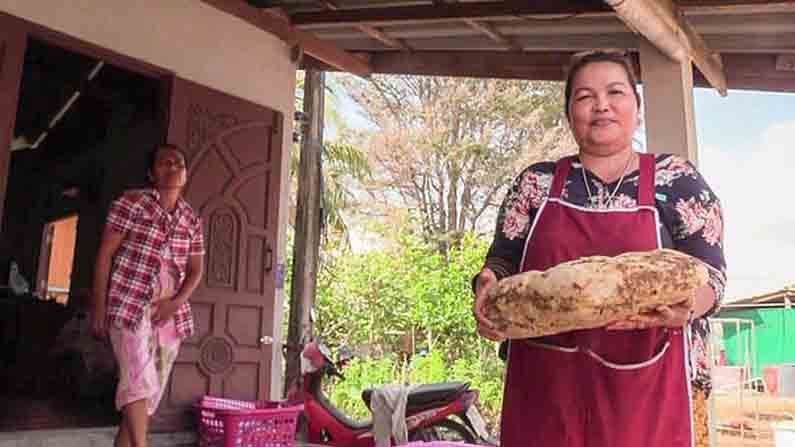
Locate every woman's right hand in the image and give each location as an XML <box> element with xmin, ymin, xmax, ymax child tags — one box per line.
<box><xmin>473</xmin><ymin>268</ymin><xmax>506</xmax><ymax>342</ymax></box>
<box><xmin>91</xmin><ymin>309</ymin><xmax>107</xmax><ymax>339</ymax></box>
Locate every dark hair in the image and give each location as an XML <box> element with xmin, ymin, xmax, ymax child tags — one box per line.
<box><xmin>147</xmin><ymin>143</ymin><xmax>187</xmax><ymax>173</ymax></box>
<box><xmin>563</xmin><ymin>49</ymin><xmax>641</xmax><ymax>121</ymax></box>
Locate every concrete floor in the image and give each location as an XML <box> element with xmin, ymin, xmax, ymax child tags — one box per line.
<box><xmin>0</xmin><ymin>428</ymin><xmax>196</xmax><ymax>447</ymax></box>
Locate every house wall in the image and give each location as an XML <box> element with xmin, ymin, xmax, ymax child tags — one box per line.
<box><xmin>718</xmin><ymin>308</ymin><xmax>795</xmax><ymax>379</ymax></box>
<box><xmin>0</xmin><ymin>0</ymin><xmax>296</xmax><ymax>398</ymax></box>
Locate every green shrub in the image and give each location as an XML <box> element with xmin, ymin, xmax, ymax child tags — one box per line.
<box><xmin>306</xmin><ymin>231</ymin><xmax>504</xmax><ymax>430</ymax></box>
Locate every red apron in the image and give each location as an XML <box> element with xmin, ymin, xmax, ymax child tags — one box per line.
<box><xmin>500</xmin><ymin>154</ymin><xmax>694</xmax><ymax>447</ymax></box>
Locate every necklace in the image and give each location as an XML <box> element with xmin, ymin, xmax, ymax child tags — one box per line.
<box><xmin>581</xmin><ymin>152</ymin><xmax>635</xmax><ymax>208</ymax></box>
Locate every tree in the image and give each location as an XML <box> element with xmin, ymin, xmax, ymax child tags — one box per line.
<box><xmin>340</xmin><ymin>75</ymin><xmax>576</xmax><ymax>254</ymax></box>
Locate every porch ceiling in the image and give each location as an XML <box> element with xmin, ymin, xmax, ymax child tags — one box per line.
<box><xmin>216</xmin><ymin>0</ymin><xmax>795</xmax><ymax>93</ymax></box>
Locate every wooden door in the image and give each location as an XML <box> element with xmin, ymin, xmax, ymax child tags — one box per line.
<box><xmin>155</xmin><ymin>77</ymin><xmax>284</xmax><ymax>430</ymax></box>
<box><xmin>0</xmin><ymin>15</ymin><xmax>26</xmax><ymax>231</ymax></box>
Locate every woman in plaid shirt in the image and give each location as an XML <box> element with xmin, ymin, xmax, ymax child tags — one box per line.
<box><xmin>92</xmin><ymin>144</ymin><xmax>205</xmax><ymax>447</ymax></box>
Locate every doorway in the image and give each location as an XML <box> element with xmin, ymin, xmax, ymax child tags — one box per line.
<box><xmin>0</xmin><ymin>36</ymin><xmax>164</xmax><ymax>430</ymax></box>
<box><xmin>0</xmin><ymin>15</ymin><xmax>286</xmax><ymax>432</ymax></box>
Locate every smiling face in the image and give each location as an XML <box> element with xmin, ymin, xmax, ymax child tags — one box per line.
<box><xmin>149</xmin><ymin>146</ymin><xmax>187</xmax><ymax>191</ymax></box>
<box><xmin>568</xmin><ymin>61</ymin><xmax>640</xmax><ymax>157</ymax></box>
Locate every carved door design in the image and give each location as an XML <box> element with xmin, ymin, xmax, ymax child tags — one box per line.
<box><xmin>157</xmin><ymin>77</ymin><xmax>284</xmax><ymax>430</ymax></box>
<box><xmin>0</xmin><ymin>14</ymin><xmax>26</xmax><ymax>227</ymax></box>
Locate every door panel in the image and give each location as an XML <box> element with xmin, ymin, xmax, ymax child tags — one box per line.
<box><xmin>0</xmin><ymin>15</ymin><xmax>26</xmax><ymax>229</ymax></box>
<box><xmin>157</xmin><ymin>77</ymin><xmax>284</xmax><ymax>431</ymax></box>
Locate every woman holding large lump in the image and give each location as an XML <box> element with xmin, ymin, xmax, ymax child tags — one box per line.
<box><xmin>473</xmin><ymin>50</ymin><xmax>726</xmax><ymax>447</ymax></box>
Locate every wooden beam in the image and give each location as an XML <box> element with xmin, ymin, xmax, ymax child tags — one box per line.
<box><xmin>605</xmin><ymin>0</ymin><xmax>728</xmax><ymax>95</ymax></box>
<box><xmin>358</xmin><ymin>26</ymin><xmax>412</xmax><ymax>51</ymax></box>
<box><xmin>292</xmin><ymin>1</ymin><xmax>795</xmax><ymax>28</ymax></box>
<box><xmin>291</xmin><ymin>1</ymin><xmax>612</xmax><ymax>27</ymax></box>
<box><xmin>201</xmin><ymin>0</ymin><xmax>372</xmax><ymax>76</ymax></box>
<box><xmin>693</xmin><ymin>52</ymin><xmax>795</xmax><ymax>92</ymax></box>
<box><xmin>320</xmin><ymin>0</ymin><xmax>411</xmax><ymax>51</ymax></box>
<box><xmin>680</xmin><ymin>14</ymin><xmax>729</xmax><ymax>95</ymax></box>
<box><xmin>256</xmin><ymin>8</ymin><xmax>374</xmax><ymax>77</ymax></box>
<box><xmin>308</xmin><ymin>31</ymin><xmax>795</xmax><ymax>54</ymax></box>
<box><xmin>292</xmin><ymin>25</ymin><xmax>374</xmax><ymax>76</ymax></box>
<box><xmin>303</xmin><ymin>51</ymin><xmax>571</xmax><ymax>80</ymax></box>
<box><xmin>301</xmin><ymin>50</ymin><xmax>795</xmax><ymax>93</ymax></box>
<box><xmin>464</xmin><ymin>19</ymin><xmax>524</xmax><ymax>51</ymax></box>
<box><xmin>202</xmin><ymin>0</ymin><xmax>289</xmax><ymax>39</ymax></box>
<box><xmin>284</xmin><ymin>70</ymin><xmax>325</xmax><ymax>394</ymax></box>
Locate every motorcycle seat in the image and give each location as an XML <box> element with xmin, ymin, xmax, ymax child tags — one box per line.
<box><xmin>361</xmin><ymin>381</ymin><xmax>470</xmax><ymax>411</ymax></box>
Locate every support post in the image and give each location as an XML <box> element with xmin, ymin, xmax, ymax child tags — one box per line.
<box><xmin>639</xmin><ymin>38</ymin><xmax>699</xmax><ymax>165</ymax></box>
<box><xmin>640</xmin><ymin>36</ymin><xmax>709</xmax><ymax>446</ymax></box>
<box><xmin>284</xmin><ymin>70</ymin><xmax>325</xmax><ymax>392</ymax></box>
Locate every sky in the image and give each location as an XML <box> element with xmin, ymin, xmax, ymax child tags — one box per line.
<box><xmin>329</xmin><ymin>75</ymin><xmax>795</xmax><ymax>301</ymax></box>
<box><xmin>693</xmin><ymin>88</ymin><xmax>795</xmax><ymax>301</ymax></box>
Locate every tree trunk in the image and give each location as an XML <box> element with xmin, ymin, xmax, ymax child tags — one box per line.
<box><xmin>284</xmin><ymin>70</ymin><xmax>325</xmax><ymax>394</ymax></box>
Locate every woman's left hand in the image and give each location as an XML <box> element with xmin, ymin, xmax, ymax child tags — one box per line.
<box><xmin>606</xmin><ymin>298</ymin><xmax>693</xmax><ymax>331</ymax></box>
<box><xmin>152</xmin><ymin>300</ymin><xmax>181</xmax><ymax>326</ymax></box>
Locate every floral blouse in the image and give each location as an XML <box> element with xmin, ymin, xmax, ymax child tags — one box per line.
<box><xmin>484</xmin><ymin>153</ymin><xmax>727</xmax><ymax>395</ymax></box>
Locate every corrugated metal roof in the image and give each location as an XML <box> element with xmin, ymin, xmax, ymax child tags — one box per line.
<box><xmin>727</xmin><ymin>286</ymin><xmax>795</xmax><ymax>306</ymax></box>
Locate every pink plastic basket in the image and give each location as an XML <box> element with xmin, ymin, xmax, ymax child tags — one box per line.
<box><xmin>196</xmin><ymin>396</ymin><xmax>304</xmax><ymax>447</ymax></box>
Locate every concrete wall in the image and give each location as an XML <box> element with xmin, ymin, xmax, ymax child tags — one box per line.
<box><xmin>0</xmin><ymin>0</ymin><xmax>296</xmax><ymax>399</ymax></box>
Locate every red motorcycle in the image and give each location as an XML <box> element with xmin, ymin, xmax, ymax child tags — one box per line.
<box><xmin>287</xmin><ymin>341</ymin><xmax>494</xmax><ymax>446</ymax></box>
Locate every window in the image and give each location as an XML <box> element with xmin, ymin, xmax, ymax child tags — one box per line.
<box><xmin>36</xmin><ymin>215</ymin><xmax>78</xmax><ymax>304</ymax></box>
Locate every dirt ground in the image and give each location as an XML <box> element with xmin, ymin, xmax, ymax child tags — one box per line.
<box><xmin>713</xmin><ymin>392</ymin><xmax>795</xmax><ymax>447</ymax></box>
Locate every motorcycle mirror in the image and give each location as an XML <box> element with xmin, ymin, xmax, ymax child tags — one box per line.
<box><xmin>316</xmin><ymin>342</ymin><xmax>335</xmax><ymax>366</ymax></box>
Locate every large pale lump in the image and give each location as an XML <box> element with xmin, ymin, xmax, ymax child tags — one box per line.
<box><xmin>483</xmin><ymin>249</ymin><xmax>709</xmax><ymax>338</ymax></box>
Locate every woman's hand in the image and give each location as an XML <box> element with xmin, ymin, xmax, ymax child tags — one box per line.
<box><xmin>152</xmin><ymin>300</ymin><xmax>181</xmax><ymax>327</ymax></box>
<box><xmin>473</xmin><ymin>268</ymin><xmax>507</xmax><ymax>342</ymax></box>
<box><xmin>606</xmin><ymin>298</ymin><xmax>694</xmax><ymax>331</ymax></box>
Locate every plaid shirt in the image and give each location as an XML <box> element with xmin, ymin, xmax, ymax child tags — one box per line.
<box><xmin>105</xmin><ymin>188</ymin><xmax>205</xmax><ymax>338</ymax></box>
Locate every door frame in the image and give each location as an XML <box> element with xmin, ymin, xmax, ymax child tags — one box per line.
<box><xmin>0</xmin><ymin>15</ymin><xmax>26</xmax><ymax>228</ymax></box>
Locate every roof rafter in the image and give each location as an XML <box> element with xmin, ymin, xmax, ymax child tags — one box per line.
<box><xmin>430</xmin><ymin>0</ymin><xmax>523</xmax><ymax>51</ymax></box>
<box><xmin>463</xmin><ymin>19</ymin><xmax>523</xmax><ymax>51</ymax></box>
<box><xmin>291</xmin><ymin>1</ymin><xmax>612</xmax><ymax>27</ymax></box>
<box><xmin>319</xmin><ymin>0</ymin><xmax>412</xmax><ymax>51</ymax></box>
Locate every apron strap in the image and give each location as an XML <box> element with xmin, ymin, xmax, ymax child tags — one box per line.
<box><xmin>549</xmin><ymin>156</ymin><xmax>575</xmax><ymax>199</ymax></box>
<box><xmin>638</xmin><ymin>153</ymin><xmax>656</xmax><ymax>207</ymax></box>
